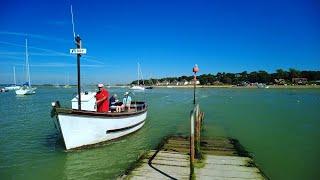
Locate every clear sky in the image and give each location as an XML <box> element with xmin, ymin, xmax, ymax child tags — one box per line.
<box><xmin>0</xmin><ymin>0</ymin><xmax>319</xmax><ymax>85</ymax></box>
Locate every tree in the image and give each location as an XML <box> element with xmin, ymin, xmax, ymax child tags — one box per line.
<box><xmin>275</xmin><ymin>69</ymin><xmax>288</xmax><ymax>79</ymax></box>
<box><xmin>257</xmin><ymin>70</ymin><xmax>270</xmax><ymax>83</ymax></box>
<box><xmin>289</xmin><ymin>68</ymin><xmax>301</xmax><ymax>79</ymax></box>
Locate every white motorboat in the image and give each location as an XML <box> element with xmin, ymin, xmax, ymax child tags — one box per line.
<box><xmin>15</xmin><ymin>38</ymin><xmax>36</xmax><ymax>95</ymax></box>
<box><xmin>51</xmin><ymin>92</ymin><xmax>147</xmax><ymax>150</ymax></box>
<box><xmin>50</xmin><ymin>18</ymin><xmax>148</xmax><ymax>149</ymax></box>
<box><xmin>5</xmin><ymin>67</ymin><xmax>21</xmax><ymax>91</ymax></box>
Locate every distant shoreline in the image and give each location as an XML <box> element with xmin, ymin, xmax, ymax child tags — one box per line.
<box><xmin>2</xmin><ymin>84</ymin><xmax>319</xmax><ymax>89</ymax></box>
<box><xmin>155</xmin><ymin>85</ymin><xmax>320</xmax><ymax>89</ymax></box>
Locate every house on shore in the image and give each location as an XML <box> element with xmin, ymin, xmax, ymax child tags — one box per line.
<box><xmin>274</xmin><ymin>79</ymin><xmax>286</xmax><ymax>85</ymax></box>
<box><xmin>292</xmin><ymin>78</ymin><xmax>308</xmax><ymax>85</ymax></box>
<box><xmin>188</xmin><ymin>80</ymin><xmax>200</xmax><ymax>85</ymax></box>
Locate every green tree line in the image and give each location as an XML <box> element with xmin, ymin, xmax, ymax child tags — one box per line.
<box><xmin>131</xmin><ymin>68</ymin><xmax>320</xmax><ymax>85</ymax></box>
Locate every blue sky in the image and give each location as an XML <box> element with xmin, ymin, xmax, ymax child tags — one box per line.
<box><xmin>0</xmin><ymin>0</ymin><xmax>319</xmax><ymax>84</ymax></box>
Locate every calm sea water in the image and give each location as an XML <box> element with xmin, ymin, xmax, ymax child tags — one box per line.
<box><xmin>0</xmin><ymin>87</ymin><xmax>319</xmax><ymax>179</ymax></box>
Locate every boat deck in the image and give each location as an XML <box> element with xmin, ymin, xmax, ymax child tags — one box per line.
<box><xmin>120</xmin><ymin>136</ymin><xmax>267</xmax><ymax>179</ymax></box>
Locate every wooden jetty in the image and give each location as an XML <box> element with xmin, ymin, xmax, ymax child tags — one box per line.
<box><xmin>120</xmin><ymin>105</ymin><xmax>268</xmax><ymax>179</ymax></box>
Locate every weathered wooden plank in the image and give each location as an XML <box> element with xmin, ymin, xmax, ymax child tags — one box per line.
<box><xmin>142</xmin><ymin>159</ymin><xmax>189</xmax><ymax>167</ymax></box>
<box><xmin>196</xmin><ymin>169</ymin><xmax>264</xmax><ymax>179</ymax></box>
<box><xmin>130</xmin><ymin>163</ymin><xmax>190</xmax><ymax>179</ymax></box>
<box><xmin>202</xmin><ymin>147</ymin><xmax>237</xmax><ymax>151</ymax></box>
<box><xmin>202</xmin><ymin>150</ymin><xmax>238</xmax><ymax>156</ymax></box>
<box><xmin>145</xmin><ymin>154</ymin><xmax>189</xmax><ymax>161</ymax></box>
<box><xmin>206</xmin><ymin>155</ymin><xmax>251</xmax><ymax>161</ymax></box>
<box><xmin>204</xmin><ymin>158</ymin><xmax>252</xmax><ymax>166</ymax></box>
<box><xmin>193</xmin><ymin>176</ymin><xmax>263</xmax><ymax>180</ymax></box>
<box><xmin>149</xmin><ymin>150</ymin><xmax>189</xmax><ymax>157</ymax></box>
<box><xmin>162</xmin><ymin>147</ymin><xmax>190</xmax><ymax>153</ymax></box>
<box><xmin>199</xmin><ymin>164</ymin><xmax>260</xmax><ymax>172</ymax></box>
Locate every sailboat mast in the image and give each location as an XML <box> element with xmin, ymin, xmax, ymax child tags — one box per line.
<box><xmin>25</xmin><ymin>38</ymin><xmax>31</xmax><ymax>87</ymax></box>
<box><xmin>140</xmin><ymin>64</ymin><xmax>144</xmax><ymax>85</ymax></box>
<box><xmin>137</xmin><ymin>62</ymin><xmax>139</xmax><ymax>85</ymax></box>
<box><xmin>67</xmin><ymin>73</ymin><xmax>70</xmax><ymax>85</ymax></box>
<box><xmin>13</xmin><ymin>66</ymin><xmax>16</xmax><ymax>85</ymax></box>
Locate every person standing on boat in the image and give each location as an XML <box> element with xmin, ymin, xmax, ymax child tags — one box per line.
<box><xmin>96</xmin><ymin>83</ymin><xmax>109</xmax><ymax>112</ymax></box>
<box><xmin>121</xmin><ymin>92</ymin><xmax>132</xmax><ymax>111</ymax></box>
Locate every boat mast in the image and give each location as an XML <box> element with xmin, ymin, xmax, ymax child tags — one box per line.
<box><xmin>137</xmin><ymin>62</ymin><xmax>140</xmax><ymax>86</ymax></box>
<box><xmin>13</xmin><ymin>66</ymin><xmax>16</xmax><ymax>85</ymax></box>
<box><xmin>76</xmin><ymin>35</ymin><xmax>81</xmax><ymax>110</ymax></box>
<box><xmin>139</xmin><ymin>63</ymin><xmax>144</xmax><ymax>85</ymax></box>
<box><xmin>25</xmin><ymin>38</ymin><xmax>31</xmax><ymax>87</ymax></box>
<box><xmin>71</xmin><ymin>5</ymin><xmax>82</xmax><ymax>110</ymax></box>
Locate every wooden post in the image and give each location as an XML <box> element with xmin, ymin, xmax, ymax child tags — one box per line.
<box><xmin>190</xmin><ymin>109</ymin><xmax>195</xmax><ymax>178</ymax></box>
<box><xmin>193</xmin><ymin>78</ymin><xmax>196</xmax><ymax>104</ymax></box>
<box><xmin>195</xmin><ymin>105</ymin><xmax>201</xmax><ymax>159</ymax></box>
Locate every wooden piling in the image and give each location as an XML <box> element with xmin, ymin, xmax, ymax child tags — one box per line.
<box><xmin>190</xmin><ymin>109</ymin><xmax>195</xmax><ymax>178</ymax></box>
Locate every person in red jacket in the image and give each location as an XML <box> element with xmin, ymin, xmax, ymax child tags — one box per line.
<box><xmin>95</xmin><ymin>83</ymin><xmax>109</xmax><ymax>112</ymax></box>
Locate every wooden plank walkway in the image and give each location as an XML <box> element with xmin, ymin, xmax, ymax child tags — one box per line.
<box><xmin>120</xmin><ymin>136</ymin><xmax>268</xmax><ymax>179</ymax></box>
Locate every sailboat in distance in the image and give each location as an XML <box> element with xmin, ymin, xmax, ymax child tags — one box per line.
<box><xmin>4</xmin><ymin>66</ymin><xmax>21</xmax><ymax>90</ymax></box>
<box><xmin>15</xmin><ymin>38</ymin><xmax>36</xmax><ymax>95</ymax></box>
<box><xmin>130</xmin><ymin>62</ymin><xmax>145</xmax><ymax>91</ymax></box>
<box><xmin>64</xmin><ymin>73</ymin><xmax>71</xmax><ymax>88</ymax></box>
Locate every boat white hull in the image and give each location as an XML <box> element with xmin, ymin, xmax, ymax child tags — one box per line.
<box><xmin>15</xmin><ymin>87</ymin><xmax>36</xmax><ymax>95</ymax></box>
<box><xmin>55</xmin><ymin>111</ymin><xmax>147</xmax><ymax>150</ymax></box>
<box><xmin>130</xmin><ymin>86</ymin><xmax>145</xmax><ymax>91</ymax></box>
<box><xmin>5</xmin><ymin>86</ymin><xmax>21</xmax><ymax>90</ymax></box>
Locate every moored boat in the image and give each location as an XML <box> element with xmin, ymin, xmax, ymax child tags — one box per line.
<box><xmin>15</xmin><ymin>86</ymin><xmax>36</xmax><ymax>95</ymax></box>
<box><xmin>256</xmin><ymin>83</ymin><xmax>269</xmax><ymax>89</ymax></box>
<box><xmin>5</xmin><ymin>67</ymin><xmax>21</xmax><ymax>91</ymax></box>
<box><xmin>50</xmin><ymin>12</ymin><xmax>148</xmax><ymax>150</ymax></box>
<box><xmin>130</xmin><ymin>85</ymin><xmax>145</xmax><ymax>91</ymax></box>
<box><xmin>15</xmin><ymin>38</ymin><xmax>36</xmax><ymax>95</ymax></box>
<box><xmin>5</xmin><ymin>85</ymin><xmax>21</xmax><ymax>91</ymax></box>
<box><xmin>129</xmin><ymin>62</ymin><xmax>145</xmax><ymax>91</ymax></box>
<box><xmin>51</xmin><ymin>98</ymin><xmax>147</xmax><ymax>150</ymax></box>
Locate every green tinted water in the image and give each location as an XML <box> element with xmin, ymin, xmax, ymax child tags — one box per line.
<box><xmin>0</xmin><ymin>87</ymin><xmax>319</xmax><ymax>179</ymax></box>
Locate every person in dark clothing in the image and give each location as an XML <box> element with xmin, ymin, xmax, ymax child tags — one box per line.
<box><xmin>109</xmin><ymin>94</ymin><xmax>121</xmax><ymax>112</ymax></box>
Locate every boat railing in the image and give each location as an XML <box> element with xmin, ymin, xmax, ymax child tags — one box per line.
<box><xmin>130</xmin><ymin>101</ymin><xmax>147</xmax><ymax>112</ymax></box>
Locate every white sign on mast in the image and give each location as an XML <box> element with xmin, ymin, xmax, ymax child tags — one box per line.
<box><xmin>70</xmin><ymin>48</ymin><xmax>87</xmax><ymax>54</ymax></box>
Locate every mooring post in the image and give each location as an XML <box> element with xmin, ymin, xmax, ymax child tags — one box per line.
<box><xmin>190</xmin><ymin>109</ymin><xmax>195</xmax><ymax>178</ymax></box>
<box><xmin>195</xmin><ymin>105</ymin><xmax>201</xmax><ymax>159</ymax></box>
